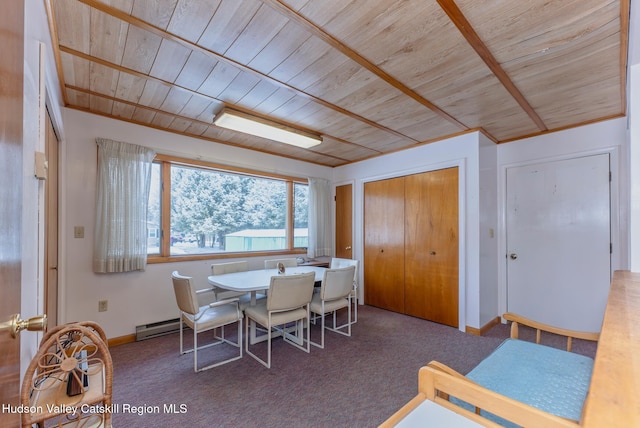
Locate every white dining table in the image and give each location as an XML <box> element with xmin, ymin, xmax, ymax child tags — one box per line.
<box><xmin>207</xmin><ymin>265</ymin><xmax>327</xmax><ymax>305</ymax></box>
<box><xmin>207</xmin><ymin>266</ymin><xmax>327</xmax><ymax>344</ymax></box>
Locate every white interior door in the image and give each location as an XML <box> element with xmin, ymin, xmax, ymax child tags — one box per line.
<box><xmin>506</xmin><ymin>154</ymin><xmax>611</xmax><ymax>332</ymax></box>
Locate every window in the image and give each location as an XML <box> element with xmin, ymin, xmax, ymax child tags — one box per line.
<box><xmin>147</xmin><ymin>155</ymin><xmax>308</xmax><ymax>261</ymax></box>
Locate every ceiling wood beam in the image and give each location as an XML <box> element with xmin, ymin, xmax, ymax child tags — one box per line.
<box><xmin>436</xmin><ymin>0</ymin><xmax>548</xmax><ymax>132</ymax></box>
<box><xmin>261</xmin><ymin>0</ymin><xmax>468</xmax><ymax>131</ymax></box>
<box><xmin>75</xmin><ymin>0</ymin><xmax>419</xmax><ymax>144</ymax></box>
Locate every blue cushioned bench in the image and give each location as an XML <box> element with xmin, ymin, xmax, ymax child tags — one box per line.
<box><xmin>453</xmin><ymin>338</ymin><xmax>594</xmax><ymax>426</ymax></box>
<box><xmin>381</xmin><ymin>313</ymin><xmax>601</xmax><ymax>428</ymax></box>
<box><xmin>447</xmin><ymin>313</ymin><xmax>599</xmax><ymax>427</ymax></box>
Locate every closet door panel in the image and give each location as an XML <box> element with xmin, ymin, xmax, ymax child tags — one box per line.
<box><xmin>364</xmin><ymin>177</ymin><xmax>405</xmax><ymax>312</ymax></box>
<box><xmin>405</xmin><ymin>167</ymin><xmax>459</xmax><ymax>327</ymax></box>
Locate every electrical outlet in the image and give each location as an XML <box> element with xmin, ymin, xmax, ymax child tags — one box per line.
<box><xmin>98</xmin><ymin>300</ymin><xmax>108</xmax><ymax>312</ymax></box>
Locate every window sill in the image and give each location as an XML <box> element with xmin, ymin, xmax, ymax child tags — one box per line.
<box><xmin>147</xmin><ymin>249</ymin><xmax>307</xmax><ymax>264</ymax></box>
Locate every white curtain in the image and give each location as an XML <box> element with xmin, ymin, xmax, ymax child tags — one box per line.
<box><xmin>307</xmin><ymin>177</ymin><xmax>332</xmax><ymax>258</ymax></box>
<box><xmin>93</xmin><ymin>138</ymin><xmax>155</xmax><ymax>273</ymax></box>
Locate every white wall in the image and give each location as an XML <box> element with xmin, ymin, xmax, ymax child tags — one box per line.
<box><xmin>61</xmin><ymin>109</ymin><xmax>332</xmax><ymax>338</ymax></box>
<box><xmin>497</xmin><ymin>117</ymin><xmax>629</xmax><ymax>317</ymax></box>
<box><xmin>59</xmin><ymin>109</ymin><xmax>630</xmax><ymax>338</ymax></box>
<box><xmin>478</xmin><ymin>133</ymin><xmax>499</xmax><ymax>327</ymax></box>
<box><xmin>628</xmin><ymin>0</ymin><xmax>640</xmax><ymax>271</ymax></box>
<box><xmin>333</xmin><ymin>132</ymin><xmax>486</xmax><ymax>330</ymax></box>
<box><xmin>21</xmin><ymin>0</ymin><xmax>66</xmax><ymax>376</ymax></box>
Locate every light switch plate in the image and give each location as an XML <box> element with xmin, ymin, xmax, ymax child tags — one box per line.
<box><xmin>34</xmin><ymin>151</ymin><xmax>48</xmax><ymax>180</ymax></box>
<box><xmin>74</xmin><ymin>226</ymin><xmax>84</xmax><ymax>239</ymax></box>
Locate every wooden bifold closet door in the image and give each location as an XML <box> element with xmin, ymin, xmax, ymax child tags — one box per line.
<box><xmin>364</xmin><ymin>167</ymin><xmax>458</xmax><ymax>327</ymax></box>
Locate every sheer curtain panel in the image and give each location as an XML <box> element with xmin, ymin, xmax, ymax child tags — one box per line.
<box><xmin>307</xmin><ymin>177</ymin><xmax>332</xmax><ymax>258</ymax></box>
<box><xmin>94</xmin><ymin>138</ymin><xmax>155</xmax><ymax>273</ymax></box>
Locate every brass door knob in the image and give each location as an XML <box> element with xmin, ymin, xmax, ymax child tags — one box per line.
<box><xmin>0</xmin><ymin>313</ymin><xmax>47</xmax><ymax>338</ymax></box>
<box><xmin>510</xmin><ymin>253</ymin><xmax>518</xmax><ymax>260</ymax></box>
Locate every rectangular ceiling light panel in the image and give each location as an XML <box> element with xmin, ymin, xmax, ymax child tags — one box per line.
<box><xmin>214</xmin><ymin>109</ymin><xmax>322</xmax><ymax>148</ymax></box>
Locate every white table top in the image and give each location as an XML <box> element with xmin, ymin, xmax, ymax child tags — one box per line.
<box><xmin>207</xmin><ymin>266</ymin><xmax>326</xmax><ymax>292</ymax></box>
<box><xmin>395</xmin><ymin>400</ymin><xmax>483</xmax><ymax>427</ymax></box>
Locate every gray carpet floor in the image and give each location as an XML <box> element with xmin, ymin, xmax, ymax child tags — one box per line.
<box><xmin>108</xmin><ymin>305</ymin><xmax>596</xmax><ymax>427</ymax></box>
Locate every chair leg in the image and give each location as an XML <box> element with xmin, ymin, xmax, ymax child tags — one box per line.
<box><xmin>193</xmin><ymin>325</ymin><xmax>198</xmax><ymax>372</ymax></box>
<box><xmin>352</xmin><ymin>286</ymin><xmax>358</xmax><ymax>324</ymax></box>
<box><xmin>353</xmin><ymin>292</ymin><xmax>358</xmax><ymax>323</ymax></box>
<box><xmin>179</xmin><ymin>316</ymin><xmax>184</xmax><ymax>355</ymax></box>
<box><xmin>324</xmin><ymin>298</ymin><xmax>353</xmax><ymax>339</ymax></box>
<box><xmin>245</xmin><ymin>317</ymin><xmax>271</xmax><ymax>369</ymax></box>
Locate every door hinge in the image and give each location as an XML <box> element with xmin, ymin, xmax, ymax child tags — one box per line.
<box><xmin>609</xmin><ymin>171</ymin><xmax>612</xmax><ymax>182</ymax></box>
<box><xmin>610</xmin><ymin>243</ymin><xmax>613</xmax><ymax>254</ymax></box>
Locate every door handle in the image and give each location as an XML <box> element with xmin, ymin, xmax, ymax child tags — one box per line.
<box><xmin>510</xmin><ymin>253</ymin><xmax>518</xmax><ymax>260</ymax></box>
<box><xmin>345</xmin><ymin>246</ymin><xmax>351</xmax><ymax>250</ymax></box>
<box><xmin>0</xmin><ymin>313</ymin><xmax>47</xmax><ymax>338</ymax></box>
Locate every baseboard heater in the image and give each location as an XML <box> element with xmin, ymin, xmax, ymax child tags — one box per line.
<box><xmin>135</xmin><ymin>318</ymin><xmax>180</xmax><ymax>341</ymax></box>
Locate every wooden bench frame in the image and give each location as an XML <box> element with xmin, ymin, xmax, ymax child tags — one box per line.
<box><xmin>380</xmin><ymin>312</ymin><xmax>599</xmax><ymax>427</ymax></box>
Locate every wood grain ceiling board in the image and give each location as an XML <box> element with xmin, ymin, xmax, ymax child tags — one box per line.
<box><xmin>149</xmin><ymin>39</ymin><xmax>192</xmax><ymax>82</ymax></box>
<box><xmin>65</xmin><ymin>88</ymin><xmax>90</xmax><ymax>109</ymax></box>
<box><xmin>112</xmin><ymin>101</ymin><xmax>136</xmax><ymax>120</ymax></box>
<box><xmin>166</xmin><ymin>0</ymin><xmax>223</xmax><ymax>43</ymax></box>
<box><xmin>312</xmin><ymin>137</ymin><xmax>381</xmax><ymax>161</ymax></box>
<box><xmin>131</xmin><ymin>0</ymin><xmax>177</xmax><ymax>29</ymax></box>
<box><xmin>174</xmin><ymin>52</ymin><xmax>220</xmax><ymax>92</ymax></box>
<box><xmin>59</xmin><ymin>50</ymin><xmax>90</xmax><ymax>89</ymax></box>
<box><xmin>197</xmin><ymin>0</ymin><xmax>262</xmax><ymax>54</ymax></box>
<box><xmin>455</xmin><ymin>0</ymin><xmax>624</xmax><ymax>130</ymax></box>
<box><xmin>53</xmin><ymin>0</ymin><xmax>90</xmax><ymax>52</ymax></box>
<box><xmin>48</xmin><ymin>0</ymin><xmax>628</xmax><ymax>167</ymax></box>
<box><xmin>114</xmin><ymin>72</ymin><xmax>147</xmax><ymax>103</ymax></box>
<box><xmin>247</xmin><ymin>21</ymin><xmax>314</xmax><ymax>74</ymax></box>
<box><xmin>369</xmin><ymin>95</ymin><xmax>462</xmax><ymax>142</ymax></box>
<box><xmin>88</xmin><ymin>60</ymin><xmax>119</xmax><ymax>97</ymax></box>
<box><xmin>297</xmin><ymin>0</ymin><xmax>540</xmax><ymax>141</ymax></box>
<box><xmin>57</xmin><ymin>0</ymin><xmax>418</xmax><ymax>149</ymax></box>
<box><xmin>222</xmin><ymin>3</ymin><xmax>290</xmax><ymax>64</ymax></box>
<box><xmin>89</xmin><ymin>93</ymin><xmax>114</xmax><ymax>115</ymax></box>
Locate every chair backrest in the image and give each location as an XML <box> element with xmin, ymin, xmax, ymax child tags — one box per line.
<box><xmin>171</xmin><ymin>271</ymin><xmax>200</xmax><ymax>315</ymax></box>
<box><xmin>330</xmin><ymin>258</ymin><xmax>359</xmax><ymax>284</ymax></box>
<box><xmin>211</xmin><ymin>260</ymin><xmax>249</xmax><ymax>275</ymax></box>
<box><xmin>264</xmin><ymin>258</ymin><xmax>298</xmax><ymax>269</ymax></box>
<box><xmin>321</xmin><ymin>266</ymin><xmax>357</xmax><ymax>301</ymax></box>
<box><xmin>267</xmin><ymin>272</ymin><xmax>315</xmax><ymax>311</ymax></box>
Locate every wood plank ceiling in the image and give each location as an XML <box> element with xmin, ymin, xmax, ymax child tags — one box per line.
<box><xmin>47</xmin><ymin>0</ymin><xmax>630</xmax><ymax>167</ymax></box>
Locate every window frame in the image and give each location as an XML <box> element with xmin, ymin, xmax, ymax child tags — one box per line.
<box><xmin>148</xmin><ymin>154</ymin><xmax>308</xmax><ymax>264</ymax></box>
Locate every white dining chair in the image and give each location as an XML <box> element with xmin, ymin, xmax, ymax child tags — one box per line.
<box><xmin>264</xmin><ymin>258</ymin><xmax>298</xmax><ymax>269</ymax></box>
<box><xmin>309</xmin><ymin>265</ymin><xmax>356</xmax><ymax>348</ymax></box>
<box><xmin>211</xmin><ymin>261</ymin><xmax>265</xmax><ymax>308</ymax></box>
<box><xmin>244</xmin><ymin>271</ymin><xmax>315</xmax><ymax>368</ymax></box>
<box><xmin>171</xmin><ymin>271</ymin><xmax>243</xmax><ymax>372</ymax></box>
<box><xmin>330</xmin><ymin>258</ymin><xmax>360</xmax><ymax>323</ymax></box>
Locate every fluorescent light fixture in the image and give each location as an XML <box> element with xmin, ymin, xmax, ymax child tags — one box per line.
<box><xmin>214</xmin><ymin>109</ymin><xmax>322</xmax><ymax>148</ymax></box>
